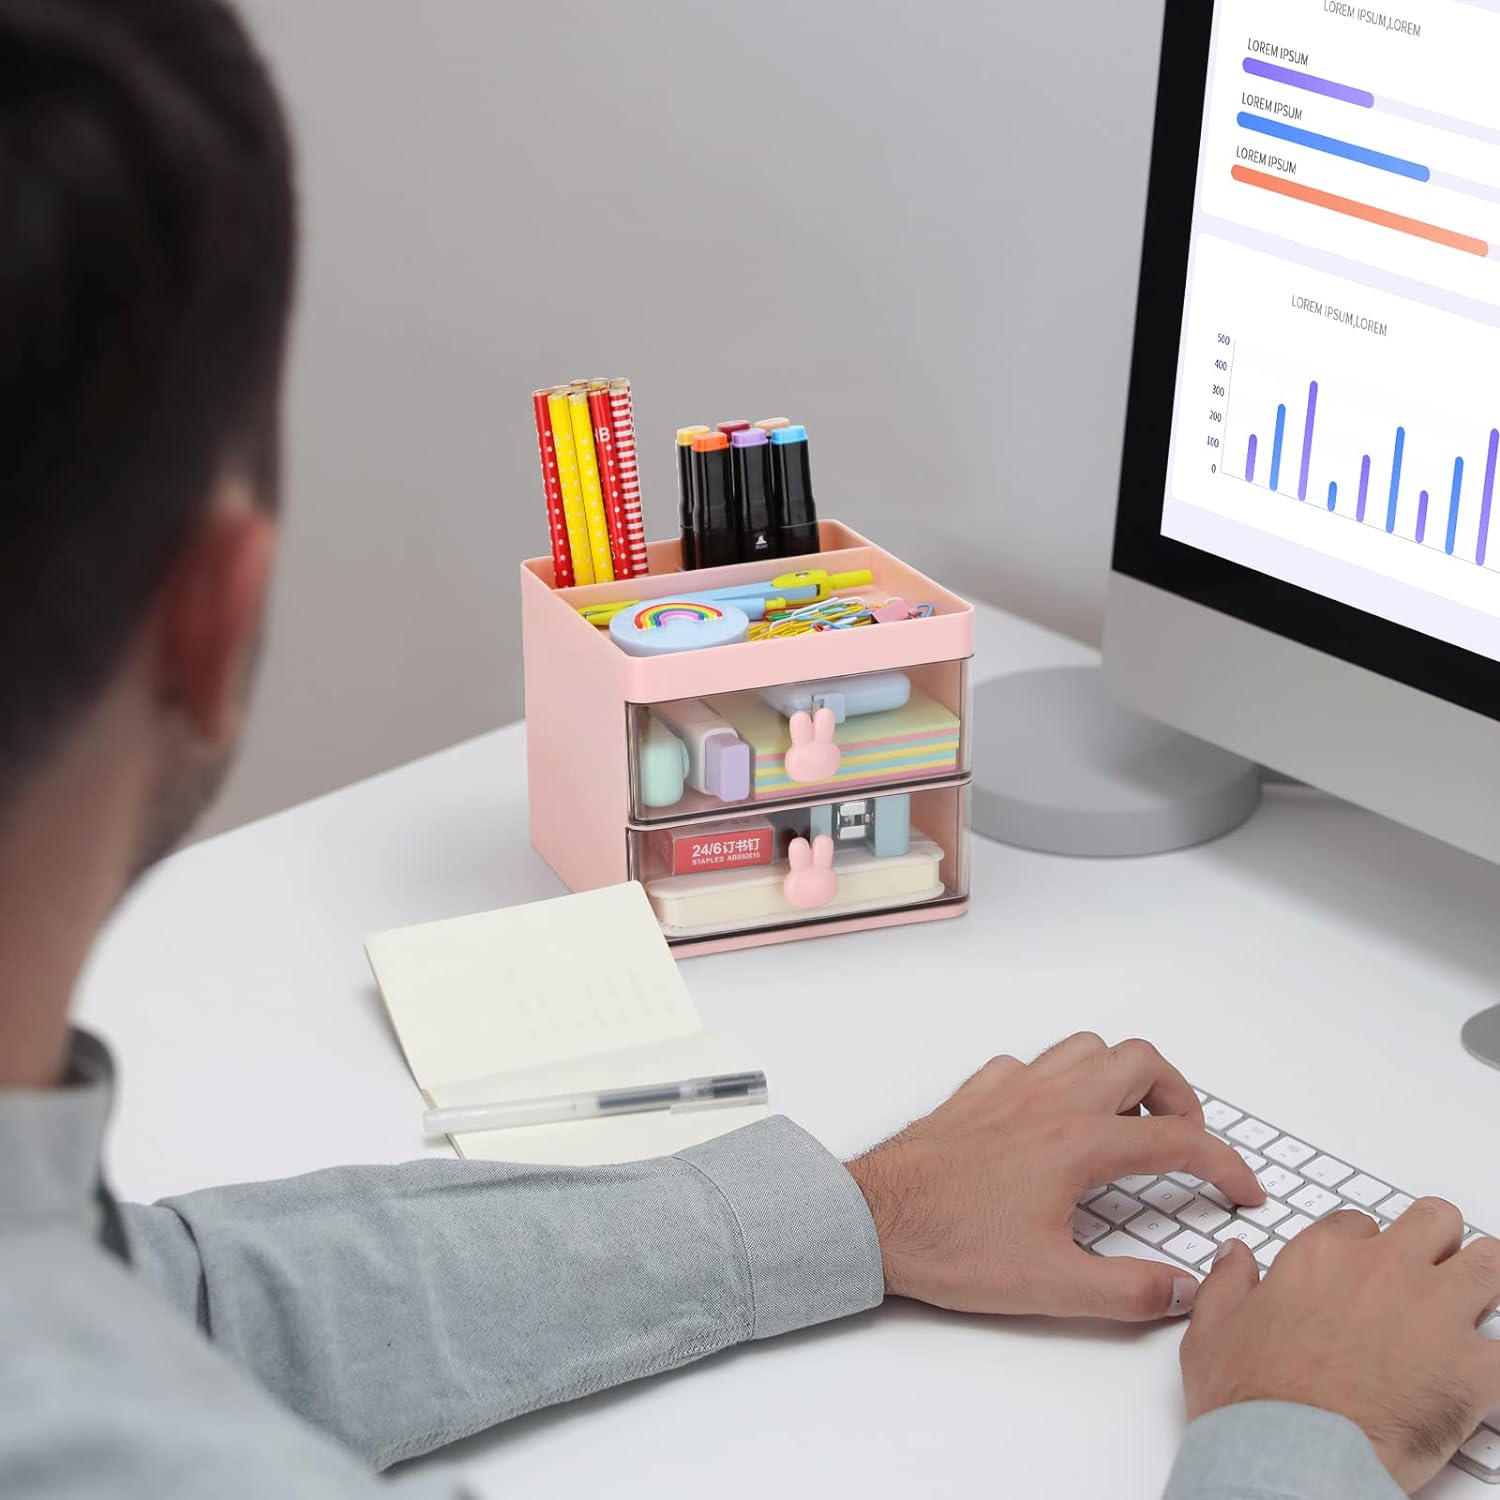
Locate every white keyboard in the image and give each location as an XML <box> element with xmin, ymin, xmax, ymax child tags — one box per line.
<box><xmin>1074</xmin><ymin>1089</ymin><xmax>1500</xmax><ymax>1485</ymax></box>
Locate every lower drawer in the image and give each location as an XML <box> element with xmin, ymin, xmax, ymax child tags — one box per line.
<box><xmin>628</xmin><ymin>780</ymin><xmax>971</xmax><ymax>943</ymax></box>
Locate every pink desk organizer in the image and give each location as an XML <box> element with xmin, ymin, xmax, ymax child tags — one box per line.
<box><xmin>522</xmin><ymin>521</ymin><xmax>975</xmax><ymax>955</ymax></box>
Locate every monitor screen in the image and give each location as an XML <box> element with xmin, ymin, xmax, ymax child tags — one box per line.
<box><xmin>1158</xmin><ymin>0</ymin><xmax>1500</xmax><ymax>666</ymax></box>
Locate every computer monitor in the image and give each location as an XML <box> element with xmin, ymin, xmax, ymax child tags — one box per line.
<box><xmin>1106</xmin><ymin>0</ymin><xmax>1500</xmax><ymax>866</ymax></box>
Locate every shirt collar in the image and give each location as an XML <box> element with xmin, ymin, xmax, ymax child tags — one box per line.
<box><xmin>0</xmin><ymin>1029</ymin><xmax>113</xmax><ymax>1239</ymax></box>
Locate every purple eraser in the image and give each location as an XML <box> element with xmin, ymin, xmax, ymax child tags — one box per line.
<box><xmin>703</xmin><ymin>733</ymin><xmax>751</xmax><ymax>802</ymax></box>
<box><xmin>729</xmin><ymin>428</ymin><xmax>770</xmax><ymax>448</ymax></box>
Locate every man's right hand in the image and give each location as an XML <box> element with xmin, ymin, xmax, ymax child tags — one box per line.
<box><xmin>1182</xmin><ymin>1202</ymin><xmax>1500</xmax><ymax>1493</ymax></box>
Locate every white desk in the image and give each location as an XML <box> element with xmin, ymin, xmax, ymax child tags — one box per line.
<box><xmin>79</xmin><ymin>603</ymin><xmax>1500</xmax><ymax>1498</ymax></box>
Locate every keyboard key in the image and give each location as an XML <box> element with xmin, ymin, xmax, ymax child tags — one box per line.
<box><xmin>1304</xmin><ymin>1155</ymin><xmax>1354</xmax><ymax>1189</ymax></box>
<box><xmin>1288</xmin><ymin>1185</ymin><xmax>1342</xmax><ymax>1218</ymax></box>
<box><xmin>1459</xmin><ymin>1427</ymin><xmax>1500</xmax><ymax>1475</ymax></box>
<box><xmin>1264</xmin><ymin>1136</ymin><xmax>1316</xmax><ymax>1169</ymax></box>
<box><xmin>1215</xmin><ymin>1219</ymin><xmax>1270</xmax><ymax>1251</ymax></box>
<box><xmin>1277</xmin><ymin>1213</ymin><xmax>1315</xmax><ymax>1240</ymax></box>
<box><xmin>1127</xmin><ymin>1211</ymin><xmax>1179</xmax><ymax>1246</ymax></box>
<box><xmin>1254</xmin><ymin>1239</ymin><xmax>1285</xmax><ymax>1269</ymax></box>
<box><xmin>1114</xmin><ymin>1174</ymin><xmax>1158</xmax><ymax>1195</ymax></box>
<box><xmin>1478</xmin><ymin>1314</ymin><xmax>1500</xmax><ymax>1342</ymax></box>
<box><xmin>1169</xmin><ymin>1172</ymin><xmax>1203</xmax><ymax>1188</ymax></box>
<box><xmin>1072</xmin><ymin>1207</ymin><xmax>1110</xmax><ymax>1246</ymax></box>
<box><xmin>1093</xmin><ymin>1231</ymin><xmax>1204</xmax><ymax>1283</ymax></box>
<box><xmin>1199</xmin><ymin>1184</ymin><xmax>1233</xmax><ymax>1210</ymax></box>
<box><xmin>1202</xmin><ymin>1101</ymin><xmax>1242</xmax><ymax>1131</ymax></box>
<box><xmin>1090</xmin><ymin>1191</ymin><xmax>1143</xmax><ymax>1225</ymax></box>
<box><xmin>1162</xmin><ymin>1230</ymin><xmax>1218</xmax><ymax>1266</ymax></box>
<box><xmin>1374</xmin><ymin>1193</ymin><xmax>1414</xmax><ymax>1222</ymax></box>
<box><xmin>1179</xmin><ymin>1197</ymin><xmax>1232</xmax><ymax>1234</ymax></box>
<box><xmin>1239</xmin><ymin>1198</ymin><xmax>1291</xmax><ymax>1229</ymax></box>
<box><xmin>1339</xmin><ymin>1173</ymin><xmax>1391</xmax><ymax>1208</ymax></box>
<box><xmin>1257</xmin><ymin>1166</ymin><xmax>1304</xmax><ymax>1199</ymax></box>
<box><xmin>1142</xmin><ymin>1179</ymin><xmax>1197</xmax><ymax>1216</ymax></box>
<box><xmin>1233</xmin><ymin>1146</ymin><xmax>1267</xmax><ymax>1171</ymax></box>
<box><xmin>1228</xmin><ymin>1118</ymin><xmax>1278</xmax><ymax>1150</ymax></box>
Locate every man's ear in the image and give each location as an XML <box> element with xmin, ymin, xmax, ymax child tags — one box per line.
<box><xmin>151</xmin><ymin>476</ymin><xmax>277</xmax><ymax>750</ymax></box>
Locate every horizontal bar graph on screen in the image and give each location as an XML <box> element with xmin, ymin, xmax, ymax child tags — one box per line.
<box><xmin>1240</xmin><ymin>56</ymin><xmax>1500</xmax><ymax>152</ymax></box>
<box><xmin>1230</xmin><ymin>359</ymin><xmax>1500</xmax><ymax>568</ymax></box>
<box><xmin>1242</xmin><ymin>57</ymin><xmax>1374</xmax><ymax>108</ymax></box>
<box><xmin>1229</xmin><ymin>167</ymin><xmax>1491</xmax><ymax>258</ymax></box>
<box><xmin>1237</xmin><ymin>113</ymin><xmax>1429</xmax><ymax>181</ymax></box>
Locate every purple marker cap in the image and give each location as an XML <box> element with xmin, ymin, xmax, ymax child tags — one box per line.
<box><xmin>729</xmin><ymin>428</ymin><xmax>770</xmax><ymax>448</ymax></box>
<box><xmin>703</xmin><ymin>734</ymin><xmax>751</xmax><ymax>802</ymax></box>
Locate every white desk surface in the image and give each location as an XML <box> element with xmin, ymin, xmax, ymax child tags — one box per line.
<box><xmin>78</xmin><ymin>602</ymin><xmax>1500</xmax><ymax>1498</ymax></box>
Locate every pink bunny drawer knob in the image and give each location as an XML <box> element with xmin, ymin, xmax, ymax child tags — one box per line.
<box><xmin>784</xmin><ymin>707</ymin><xmax>841</xmax><ymax>784</ymax></box>
<box><xmin>783</xmin><ymin>834</ymin><xmax>838</xmax><ymax>909</ymax></box>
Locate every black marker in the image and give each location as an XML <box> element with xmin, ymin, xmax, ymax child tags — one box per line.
<box><xmin>730</xmin><ymin>427</ymin><xmax>776</xmax><ymax>562</ymax></box>
<box><xmin>692</xmin><ymin>432</ymin><xmax>738</xmax><ymax>569</ymax></box>
<box><xmin>769</xmin><ymin>424</ymin><xmax>820</xmax><ymax>557</ymax></box>
<box><xmin>676</xmin><ymin>427</ymin><xmax>710</xmax><ymax>571</ymax></box>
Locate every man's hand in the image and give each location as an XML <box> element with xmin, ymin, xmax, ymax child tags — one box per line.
<box><xmin>1183</xmin><ymin>1205</ymin><xmax>1500</xmax><ymax>1494</ymax></box>
<box><xmin>844</xmin><ymin>1032</ymin><xmax>1264</xmax><ymax>1322</ymax></box>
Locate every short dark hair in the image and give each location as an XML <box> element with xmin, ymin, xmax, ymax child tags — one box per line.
<box><xmin>0</xmin><ymin>0</ymin><xmax>296</xmax><ymax>801</ymax></box>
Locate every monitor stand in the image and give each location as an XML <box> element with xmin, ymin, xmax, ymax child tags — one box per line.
<box><xmin>970</xmin><ymin>665</ymin><xmax>1263</xmax><ymax>857</ymax></box>
<box><xmin>1461</xmin><ymin>1007</ymin><xmax>1500</xmax><ymax>1072</ymax></box>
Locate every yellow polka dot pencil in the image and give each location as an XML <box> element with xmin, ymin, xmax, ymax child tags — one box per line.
<box><xmin>548</xmin><ymin>387</ymin><xmax>594</xmax><ymax>586</ymax></box>
<box><xmin>568</xmin><ymin>390</ymin><xmax>615</xmax><ymax>583</ymax></box>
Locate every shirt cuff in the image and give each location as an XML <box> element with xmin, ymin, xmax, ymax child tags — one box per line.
<box><xmin>1165</xmin><ymin>1402</ymin><xmax>1404</xmax><ymax>1500</ymax></box>
<box><xmin>675</xmin><ymin>1115</ymin><xmax>885</xmax><ymax>1341</ymax></box>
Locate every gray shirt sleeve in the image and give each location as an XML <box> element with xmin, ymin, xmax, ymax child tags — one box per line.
<box><xmin>119</xmin><ymin>1116</ymin><xmax>886</xmax><ymax>1471</ymax></box>
<box><xmin>1163</xmin><ymin>1402</ymin><xmax>1405</xmax><ymax>1499</ymax></box>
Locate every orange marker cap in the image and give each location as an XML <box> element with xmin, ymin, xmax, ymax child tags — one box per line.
<box><xmin>691</xmin><ymin>432</ymin><xmax>730</xmax><ymax>453</ymax></box>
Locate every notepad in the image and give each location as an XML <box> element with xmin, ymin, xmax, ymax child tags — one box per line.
<box><xmin>365</xmin><ymin>881</ymin><xmax>768</xmax><ymax>1165</ymax></box>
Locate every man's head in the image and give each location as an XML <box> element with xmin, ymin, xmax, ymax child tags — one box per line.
<box><xmin>0</xmin><ymin>0</ymin><xmax>295</xmax><ymax>866</ymax></box>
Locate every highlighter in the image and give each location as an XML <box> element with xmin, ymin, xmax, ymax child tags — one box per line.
<box><xmin>769</xmin><ymin>425</ymin><xmax>820</xmax><ymax>557</ymax></box>
<box><xmin>730</xmin><ymin>428</ymin><xmax>775</xmax><ymax>562</ymax></box>
<box><xmin>676</xmin><ymin>426</ymin><xmax>711</xmax><ymax>571</ymax></box>
<box><xmin>691</xmin><ymin>432</ymin><xmax>738</xmax><ymax>569</ymax></box>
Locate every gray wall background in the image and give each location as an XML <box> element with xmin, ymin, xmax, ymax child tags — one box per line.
<box><xmin>204</xmin><ymin>0</ymin><xmax>1166</xmax><ymax>837</ymax></box>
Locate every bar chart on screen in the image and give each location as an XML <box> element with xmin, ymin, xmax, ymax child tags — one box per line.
<box><xmin>1221</xmin><ymin>343</ymin><xmax>1500</xmax><ymax>570</ymax></box>
<box><xmin>1200</xmin><ymin>0</ymin><xmax>1500</xmax><ymax>313</ymax></box>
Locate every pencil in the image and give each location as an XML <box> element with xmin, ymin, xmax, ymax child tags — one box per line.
<box><xmin>609</xmin><ymin>379</ymin><xmax>650</xmax><ymax>576</ymax></box>
<box><xmin>548</xmin><ymin>388</ymin><xmax>595</xmax><ymax>586</ymax></box>
<box><xmin>568</xmin><ymin>390</ymin><xmax>615</xmax><ymax>583</ymax></box>
<box><xmin>588</xmin><ymin>386</ymin><xmax>634</xmax><ymax>579</ymax></box>
<box><xmin>532</xmin><ymin>388</ymin><xmax>573</xmax><ymax>588</ymax></box>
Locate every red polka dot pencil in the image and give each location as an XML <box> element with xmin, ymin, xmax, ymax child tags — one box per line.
<box><xmin>531</xmin><ymin>387</ymin><xmax>573</xmax><ymax>588</ymax></box>
<box><xmin>609</xmin><ymin>379</ymin><xmax>650</xmax><ymax>576</ymax></box>
<box><xmin>587</xmin><ymin>386</ymin><xmax>635</xmax><ymax>579</ymax></box>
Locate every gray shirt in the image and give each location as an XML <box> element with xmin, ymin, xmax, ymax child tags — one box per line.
<box><xmin>0</xmin><ymin>1034</ymin><xmax>1400</xmax><ymax>1499</ymax></box>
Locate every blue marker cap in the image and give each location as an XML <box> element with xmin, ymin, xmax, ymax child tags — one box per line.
<box><xmin>768</xmin><ymin>425</ymin><xmax>807</xmax><ymax>444</ymax></box>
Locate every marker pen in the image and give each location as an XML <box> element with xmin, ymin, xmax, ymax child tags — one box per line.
<box><xmin>769</xmin><ymin>425</ymin><xmax>820</xmax><ymax>556</ymax></box>
<box><xmin>730</xmin><ymin>427</ymin><xmax>775</xmax><ymax>562</ymax></box>
<box><xmin>754</xmin><ymin>418</ymin><xmax>791</xmax><ymax>432</ymax></box>
<box><xmin>717</xmin><ymin>420</ymin><xmax>751</xmax><ymax>437</ymax></box>
<box><xmin>676</xmin><ymin>426</ymin><xmax>711</xmax><ymax>570</ymax></box>
<box><xmin>692</xmin><ymin>432</ymin><xmax>738</xmax><ymax>569</ymax></box>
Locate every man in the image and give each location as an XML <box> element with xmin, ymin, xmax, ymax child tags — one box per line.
<box><xmin>2</xmin><ymin>3</ymin><xmax>1498</xmax><ymax>1497</ymax></box>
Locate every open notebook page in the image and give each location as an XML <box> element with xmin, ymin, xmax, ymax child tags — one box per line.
<box><xmin>366</xmin><ymin>882</ymin><xmax>766</xmax><ymax>1165</ymax></box>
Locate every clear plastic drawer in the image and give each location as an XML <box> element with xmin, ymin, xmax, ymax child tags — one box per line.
<box><xmin>626</xmin><ymin>658</ymin><xmax>971</xmax><ymax>824</ymax></box>
<box><xmin>627</xmin><ymin>780</ymin><xmax>971</xmax><ymax>943</ymax></box>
